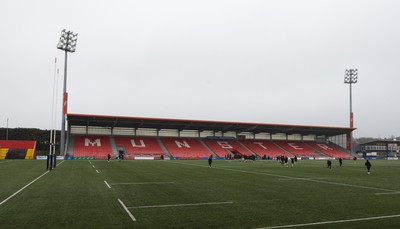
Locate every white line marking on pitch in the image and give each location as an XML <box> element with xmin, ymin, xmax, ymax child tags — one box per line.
<box><xmin>118</xmin><ymin>199</ymin><xmax>136</xmax><ymax>222</ymax></box>
<box><xmin>96</xmin><ymin>170</ymin><xmax>100</xmax><ymax>174</ymax></box>
<box><xmin>170</xmin><ymin>161</ymin><xmax>399</xmax><ymax>193</ymax></box>
<box><xmin>375</xmin><ymin>192</ymin><xmax>400</xmax><ymax>195</ymax></box>
<box><xmin>0</xmin><ymin>171</ymin><xmax>49</xmax><ymax>206</ymax></box>
<box><xmin>254</xmin><ymin>214</ymin><xmax>400</xmax><ymax>229</ymax></box>
<box><xmin>104</xmin><ymin>180</ymin><xmax>111</xmax><ymax>189</ymax></box>
<box><xmin>278</xmin><ymin>178</ymin><xmax>324</xmax><ymax>181</ymax></box>
<box><xmin>92</xmin><ymin>165</ymin><xmax>95</xmax><ymax>169</ymax></box>
<box><xmin>0</xmin><ymin>160</ymin><xmax>65</xmax><ymax>206</ymax></box>
<box><xmin>128</xmin><ymin>201</ymin><xmax>234</xmax><ymax>209</ymax></box>
<box><xmin>109</xmin><ymin>182</ymin><xmax>175</xmax><ymax>185</ymax></box>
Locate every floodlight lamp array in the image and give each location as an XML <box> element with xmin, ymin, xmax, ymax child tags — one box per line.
<box><xmin>57</xmin><ymin>29</ymin><xmax>78</xmax><ymax>52</ymax></box>
<box><xmin>344</xmin><ymin>69</ymin><xmax>358</xmax><ymax>84</ymax></box>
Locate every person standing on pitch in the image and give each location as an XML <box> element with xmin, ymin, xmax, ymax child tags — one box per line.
<box><xmin>107</xmin><ymin>153</ymin><xmax>111</xmax><ymax>163</ymax></box>
<box><xmin>339</xmin><ymin>157</ymin><xmax>343</xmax><ymax>167</ymax></box>
<box><xmin>118</xmin><ymin>151</ymin><xmax>124</xmax><ymax>162</ymax></box>
<box><xmin>327</xmin><ymin>159</ymin><xmax>332</xmax><ymax>170</ymax></box>
<box><xmin>208</xmin><ymin>154</ymin><xmax>213</xmax><ymax>168</ymax></box>
<box><xmin>365</xmin><ymin>160</ymin><xmax>372</xmax><ymax>174</ymax></box>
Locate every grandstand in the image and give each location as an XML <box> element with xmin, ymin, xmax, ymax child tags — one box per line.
<box><xmin>115</xmin><ymin>136</ymin><xmax>165</xmax><ymax>158</ymax></box>
<box><xmin>64</xmin><ymin>113</ymin><xmax>354</xmax><ymax>160</ymax></box>
<box><xmin>0</xmin><ymin>140</ymin><xmax>36</xmax><ymax>159</ymax></box>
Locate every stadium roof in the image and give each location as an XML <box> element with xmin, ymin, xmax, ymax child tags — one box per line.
<box><xmin>67</xmin><ymin>113</ymin><xmax>355</xmax><ymax>137</ymax></box>
<box><xmin>67</xmin><ymin>114</ymin><xmax>355</xmax><ymax>137</ymax></box>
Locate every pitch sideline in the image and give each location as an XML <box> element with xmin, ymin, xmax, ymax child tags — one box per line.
<box><xmin>254</xmin><ymin>214</ymin><xmax>400</xmax><ymax>229</ymax></box>
<box><xmin>0</xmin><ymin>160</ymin><xmax>65</xmax><ymax>206</ymax></box>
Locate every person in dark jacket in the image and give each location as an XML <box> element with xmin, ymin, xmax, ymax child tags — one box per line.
<box><xmin>208</xmin><ymin>154</ymin><xmax>213</xmax><ymax>168</ymax></box>
<box><xmin>365</xmin><ymin>160</ymin><xmax>372</xmax><ymax>174</ymax></box>
<box><xmin>327</xmin><ymin>159</ymin><xmax>332</xmax><ymax>169</ymax></box>
<box><xmin>339</xmin><ymin>157</ymin><xmax>343</xmax><ymax>167</ymax></box>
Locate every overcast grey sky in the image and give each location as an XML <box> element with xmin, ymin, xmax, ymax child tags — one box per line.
<box><xmin>1</xmin><ymin>0</ymin><xmax>399</xmax><ymax>138</ymax></box>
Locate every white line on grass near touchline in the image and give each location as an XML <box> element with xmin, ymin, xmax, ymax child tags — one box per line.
<box><xmin>109</xmin><ymin>182</ymin><xmax>175</xmax><ymax>185</ymax></box>
<box><xmin>104</xmin><ymin>180</ymin><xmax>111</xmax><ymax>189</ymax></box>
<box><xmin>375</xmin><ymin>192</ymin><xmax>400</xmax><ymax>195</ymax></box>
<box><xmin>254</xmin><ymin>214</ymin><xmax>400</xmax><ymax>229</ymax></box>
<box><xmin>118</xmin><ymin>199</ymin><xmax>136</xmax><ymax>222</ymax></box>
<box><xmin>128</xmin><ymin>201</ymin><xmax>234</xmax><ymax>209</ymax></box>
<box><xmin>0</xmin><ymin>160</ymin><xmax>65</xmax><ymax>206</ymax></box>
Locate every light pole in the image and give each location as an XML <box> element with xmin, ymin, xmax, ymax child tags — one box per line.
<box><xmin>344</xmin><ymin>69</ymin><xmax>358</xmax><ymax>153</ymax></box>
<box><xmin>57</xmin><ymin>29</ymin><xmax>78</xmax><ymax>156</ymax></box>
<box><xmin>6</xmin><ymin>118</ymin><xmax>9</xmax><ymax>140</ymax></box>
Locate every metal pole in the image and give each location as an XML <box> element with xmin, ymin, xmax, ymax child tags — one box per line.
<box><xmin>57</xmin><ymin>29</ymin><xmax>77</xmax><ymax>157</ymax></box>
<box><xmin>349</xmin><ymin>82</ymin><xmax>352</xmax><ymax>124</ymax></box>
<box><xmin>50</xmin><ymin>58</ymin><xmax>56</xmax><ymax>156</ymax></box>
<box><xmin>60</xmin><ymin>50</ymin><xmax>68</xmax><ymax>156</ymax></box>
<box><xmin>54</xmin><ymin>68</ymin><xmax>59</xmax><ymax>155</ymax></box>
<box><xmin>6</xmin><ymin>118</ymin><xmax>9</xmax><ymax>140</ymax></box>
<box><xmin>344</xmin><ymin>69</ymin><xmax>357</xmax><ymax>154</ymax></box>
<box><xmin>49</xmin><ymin>129</ymin><xmax>53</xmax><ymax>155</ymax></box>
<box><xmin>349</xmin><ymin>82</ymin><xmax>352</xmax><ymax>153</ymax></box>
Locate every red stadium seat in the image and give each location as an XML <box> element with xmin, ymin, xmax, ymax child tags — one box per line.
<box><xmin>274</xmin><ymin>141</ymin><xmax>320</xmax><ymax>158</ymax></box>
<box><xmin>307</xmin><ymin>142</ymin><xmax>352</xmax><ymax>159</ymax></box>
<box><xmin>240</xmin><ymin>140</ymin><xmax>293</xmax><ymax>158</ymax></box>
<box><xmin>73</xmin><ymin>136</ymin><xmax>112</xmax><ymax>159</ymax></box>
<box><xmin>203</xmin><ymin>139</ymin><xmax>254</xmax><ymax>157</ymax></box>
<box><xmin>161</xmin><ymin>138</ymin><xmax>210</xmax><ymax>159</ymax></box>
<box><xmin>115</xmin><ymin>136</ymin><xmax>165</xmax><ymax>158</ymax></box>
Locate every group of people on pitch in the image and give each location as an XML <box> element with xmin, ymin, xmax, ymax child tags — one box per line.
<box><xmin>327</xmin><ymin>158</ymin><xmax>372</xmax><ymax>174</ymax></box>
<box><xmin>277</xmin><ymin>155</ymin><xmax>298</xmax><ymax>167</ymax></box>
<box><xmin>106</xmin><ymin>151</ymin><xmax>125</xmax><ymax>162</ymax></box>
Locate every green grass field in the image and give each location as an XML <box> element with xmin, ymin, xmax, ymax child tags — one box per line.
<box><xmin>0</xmin><ymin>159</ymin><xmax>400</xmax><ymax>229</ymax></box>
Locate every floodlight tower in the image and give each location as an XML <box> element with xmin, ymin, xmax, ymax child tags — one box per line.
<box><xmin>344</xmin><ymin>69</ymin><xmax>358</xmax><ymax>153</ymax></box>
<box><xmin>57</xmin><ymin>29</ymin><xmax>78</xmax><ymax>156</ymax></box>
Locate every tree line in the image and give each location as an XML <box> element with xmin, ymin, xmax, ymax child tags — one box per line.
<box><xmin>0</xmin><ymin>128</ymin><xmax>60</xmax><ymax>153</ymax></box>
